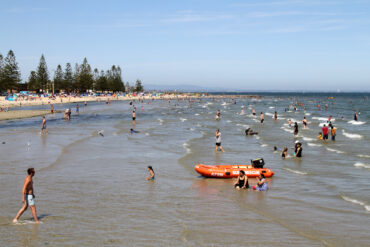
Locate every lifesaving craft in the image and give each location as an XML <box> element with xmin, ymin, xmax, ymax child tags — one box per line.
<box><xmin>195</xmin><ymin>158</ymin><xmax>274</xmax><ymax>178</ymax></box>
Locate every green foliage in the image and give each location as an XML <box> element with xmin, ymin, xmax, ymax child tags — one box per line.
<box><xmin>77</xmin><ymin>58</ymin><xmax>94</xmax><ymax>92</ymax></box>
<box><xmin>63</xmin><ymin>63</ymin><xmax>73</xmax><ymax>92</ymax></box>
<box><xmin>135</xmin><ymin>79</ymin><xmax>144</xmax><ymax>92</ymax></box>
<box><xmin>53</xmin><ymin>65</ymin><xmax>64</xmax><ymax>92</ymax></box>
<box><xmin>36</xmin><ymin>54</ymin><xmax>49</xmax><ymax>92</ymax></box>
<box><xmin>0</xmin><ymin>50</ymin><xmax>21</xmax><ymax>91</ymax></box>
<box><xmin>0</xmin><ymin>51</ymin><xmax>134</xmax><ymax>93</ymax></box>
<box><xmin>27</xmin><ymin>71</ymin><xmax>38</xmax><ymax>91</ymax></box>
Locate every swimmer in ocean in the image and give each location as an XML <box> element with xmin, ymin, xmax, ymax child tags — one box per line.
<box><xmin>234</xmin><ymin>170</ymin><xmax>249</xmax><ymax>190</ymax></box>
<box><xmin>294</xmin><ymin>143</ymin><xmax>302</xmax><ymax>157</ymax></box>
<box><xmin>252</xmin><ymin>108</ymin><xmax>256</xmax><ymax>116</ymax></box>
<box><xmin>132</xmin><ymin>110</ymin><xmax>136</xmax><ymax>123</ymax></box>
<box><xmin>302</xmin><ymin>117</ymin><xmax>308</xmax><ymax>128</ymax></box>
<box><xmin>215</xmin><ymin>129</ymin><xmax>224</xmax><ymax>152</ymax></box>
<box><xmin>216</xmin><ymin>109</ymin><xmax>221</xmax><ymax>120</ymax></box>
<box><xmin>76</xmin><ymin>104</ymin><xmax>79</xmax><ymax>114</ymax></box>
<box><xmin>354</xmin><ymin>111</ymin><xmax>358</xmax><ymax>121</ymax></box>
<box><xmin>130</xmin><ymin>128</ymin><xmax>140</xmax><ymax>134</ymax></box>
<box><xmin>260</xmin><ymin>112</ymin><xmax>264</xmax><ymax>126</ymax></box>
<box><xmin>274</xmin><ymin>111</ymin><xmax>277</xmax><ymax>121</ymax></box>
<box><xmin>146</xmin><ymin>166</ymin><xmax>155</xmax><ymax>180</ymax></box>
<box><xmin>245</xmin><ymin>128</ymin><xmax>258</xmax><ymax>135</ymax></box>
<box><xmin>288</xmin><ymin>119</ymin><xmax>292</xmax><ymax>127</ymax></box>
<box><xmin>331</xmin><ymin>126</ymin><xmax>336</xmax><ymax>141</ymax></box>
<box><xmin>282</xmin><ymin>147</ymin><xmax>288</xmax><ymax>158</ymax></box>
<box><xmin>293</xmin><ymin>122</ymin><xmax>299</xmax><ymax>135</ymax></box>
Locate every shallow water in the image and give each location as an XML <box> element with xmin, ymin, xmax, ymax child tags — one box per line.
<box><xmin>0</xmin><ymin>94</ymin><xmax>369</xmax><ymax>246</ymax></box>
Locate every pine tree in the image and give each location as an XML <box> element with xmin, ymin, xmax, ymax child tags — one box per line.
<box><xmin>36</xmin><ymin>54</ymin><xmax>49</xmax><ymax>92</ymax></box>
<box><xmin>96</xmin><ymin>70</ymin><xmax>107</xmax><ymax>92</ymax></box>
<box><xmin>53</xmin><ymin>65</ymin><xmax>64</xmax><ymax>92</ymax></box>
<box><xmin>135</xmin><ymin>79</ymin><xmax>143</xmax><ymax>92</ymax></box>
<box><xmin>93</xmin><ymin>68</ymin><xmax>99</xmax><ymax>91</ymax></box>
<box><xmin>0</xmin><ymin>53</ymin><xmax>4</xmax><ymax>91</ymax></box>
<box><xmin>78</xmin><ymin>58</ymin><xmax>93</xmax><ymax>92</ymax></box>
<box><xmin>2</xmin><ymin>50</ymin><xmax>21</xmax><ymax>91</ymax></box>
<box><xmin>64</xmin><ymin>63</ymin><xmax>73</xmax><ymax>93</ymax></box>
<box><xmin>73</xmin><ymin>63</ymin><xmax>80</xmax><ymax>92</ymax></box>
<box><xmin>27</xmin><ymin>71</ymin><xmax>38</xmax><ymax>91</ymax></box>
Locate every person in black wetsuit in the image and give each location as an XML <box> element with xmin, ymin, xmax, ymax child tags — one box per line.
<box><xmin>234</xmin><ymin>170</ymin><xmax>249</xmax><ymax>190</ymax></box>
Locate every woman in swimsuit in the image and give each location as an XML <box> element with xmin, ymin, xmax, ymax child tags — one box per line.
<box><xmin>234</xmin><ymin>170</ymin><xmax>249</xmax><ymax>190</ymax></box>
<box><xmin>302</xmin><ymin>117</ymin><xmax>308</xmax><ymax>128</ymax></box>
<box><xmin>293</xmin><ymin>122</ymin><xmax>299</xmax><ymax>135</ymax></box>
<box><xmin>254</xmin><ymin>173</ymin><xmax>268</xmax><ymax>191</ymax></box>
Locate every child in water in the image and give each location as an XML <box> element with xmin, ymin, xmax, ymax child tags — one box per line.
<box><xmin>146</xmin><ymin>166</ymin><xmax>155</xmax><ymax>180</ymax></box>
<box><xmin>318</xmin><ymin>132</ymin><xmax>323</xmax><ymax>140</ymax></box>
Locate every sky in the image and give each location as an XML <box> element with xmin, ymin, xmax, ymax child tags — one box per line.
<box><xmin>1</xmin><ymin>0</ymin><xmax>370</xmax><ymax>91</ymax></box>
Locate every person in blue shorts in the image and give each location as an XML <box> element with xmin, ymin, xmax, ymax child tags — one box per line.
<box><xmin>253</xmin><ymin>173</ymin><xmax>268</xmax><ymax>191</ymax></box>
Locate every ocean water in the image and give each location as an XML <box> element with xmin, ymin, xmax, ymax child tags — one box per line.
<box><xmin>0</xmin><ymin>94</ymin><xmax>369</xmax><ymax>247</ymax></box>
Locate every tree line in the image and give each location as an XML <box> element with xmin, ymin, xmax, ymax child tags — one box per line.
<box><xmin>0</xmin><ymin>50</ymin><xmax>144</xmax><ymax>93</ymax></box>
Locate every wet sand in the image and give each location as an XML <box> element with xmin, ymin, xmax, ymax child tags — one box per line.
<box><xmin>0</xmin><ymin>110</ymin><xmax>53</xmax><ymax>121</ymax></box>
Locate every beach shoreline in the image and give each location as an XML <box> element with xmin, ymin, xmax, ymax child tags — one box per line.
<box><xmin>1</xmin><ymin>94</ymin><xmax>261</xmax><ymax>108</ymax></box>
<box><xmin>0</xmin><ymin>110</ymin><xmax>57</xmax><ymax>121</ymax></box>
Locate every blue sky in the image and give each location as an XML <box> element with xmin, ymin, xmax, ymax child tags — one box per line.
<box><xmin>1</xmin><ymin>0</ymin><xmax>370</xmax><ymax>91</ymax></box>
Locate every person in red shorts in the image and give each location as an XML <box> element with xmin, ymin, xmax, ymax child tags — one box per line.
<box><xmin>322</xmin><ymin>124</ymin><xmax>329</xmax><ymax>140</ymax></box>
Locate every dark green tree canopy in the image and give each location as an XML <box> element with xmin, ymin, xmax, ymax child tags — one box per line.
<box><xmin>0</xmin><ymin>51</ymin><xmax>139</xmax><ymax>93</ymax></box>
<box><xmin>37</xmin><ymin>54</ymin><xmax>49</xmax><ymax>92</ymax></box>
<box><xmin>1</xmin><ymin>50</ymin><xmax>21</xmax><ymax>91</ymax></box>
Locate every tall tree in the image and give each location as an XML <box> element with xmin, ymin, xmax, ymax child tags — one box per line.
<box><xmin>135</xmin><ymin>79</ymin><xmax>143</xmax><ymax>92</ymax></box>
<box><xmin>63</xmin><ymin>63</ymin><xmax>73</xmax><ymax>93</ymax></box>
<box><xmin>96</xmin><ymin>70</ymin><xmax>107</xmax><ymax>91</ymax></box>
<box><xmin>73</xmin><ymin>63</ymin><xmax>80</xmax><ymax>92</ymax></box>
<box><xmin>93</xmin><ymin>68</ymin><xmax>99</xmax><ymax>91</ymax></box>
<box><xmin>53</xmin><ymin>64</ymin><xmax>64</xmax><ymax>92</ymax></box>
<box><xmin>1</xmin><ymin>50</ymin><xmax>21</xmax><ymax>91</ymax></box>
<box><xmin>78</xmin><ymin>58</ymin><xmax>93</xmax><ymax>92</ymax></box>
<box><xmin>27</xmin><ymin>71</ymin><xmax>38</xmax><ymax>91</ymax></box>
<box><xmin>36</xmin><ymin>54</ymin><xmax>49</xmax><ymax>92</ymax></box>
<box><xmin>0</xmin><ymin>53</ymin><xmax>4</xmax><ymax>91</ymax></box>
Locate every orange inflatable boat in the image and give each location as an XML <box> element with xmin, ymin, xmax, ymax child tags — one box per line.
<box><xmin>195</xmin><ymin>158</ymin><xmax>274</xmax><ymax>178</ymax></box>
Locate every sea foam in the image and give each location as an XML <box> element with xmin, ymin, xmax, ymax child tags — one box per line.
<box><xmin>341</xmin><ymin>196</ymin><xmax>370</xmax><ymax>212</ymax></box>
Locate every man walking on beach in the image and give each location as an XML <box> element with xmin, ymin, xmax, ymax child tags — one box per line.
<box><xmin>40</xmin><ymin>116</ymin><xmax>48</xmax><ymax>135</ymax></box>
<box><xmin>13</xmin><ymin>168</ymin><xmax>39</xmax><ymax>223</ymax></box>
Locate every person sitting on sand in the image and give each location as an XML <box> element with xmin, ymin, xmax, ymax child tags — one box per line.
<box><xmin>245</xmin><ymin>128</ymin><xmax>258</xmax><ymax>136</ymax></box>
<box><xmin>234</xmin><ymin>170</ymin><xmax>249</xmax><ymax>190</ymax></box>
<box><xmin>253</xmin><ymin>173</ymin><xmax>268</xmax><ymax>191</ymax></box>
<box><xmin>146</xmin><ymin>166</ymin><xmax>155</xmax><ymax>180</ymax></box>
